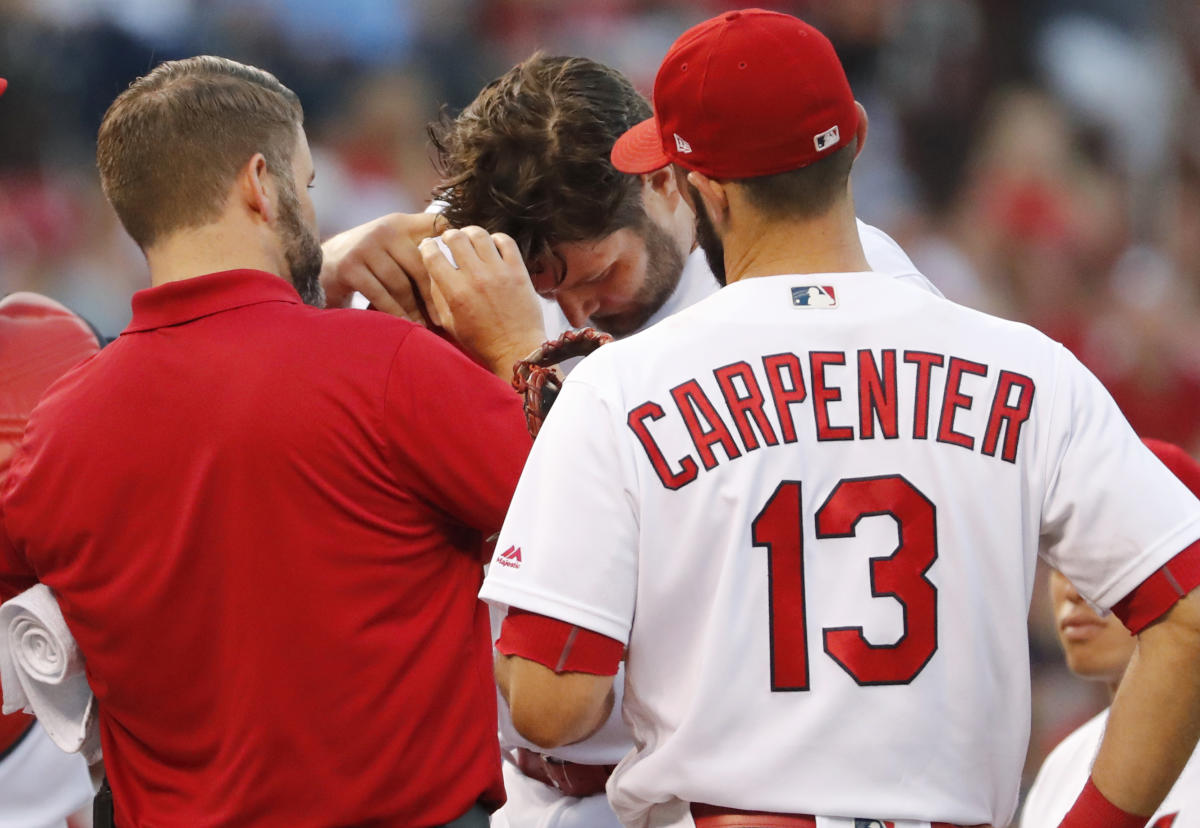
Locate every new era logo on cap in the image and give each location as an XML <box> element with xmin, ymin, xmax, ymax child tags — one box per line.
<box><xmin>814</xmin><ymin>125</ymin><xmax>840</xmax><ymax>152</ymax></box>
<box><xmin>674</xmin><ymin>133</ymin><xmax>693</xmax><ymax>154</ymax></box>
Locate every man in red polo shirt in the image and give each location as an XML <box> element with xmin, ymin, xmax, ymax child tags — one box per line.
<box><xmin>0</xmin><ymin>293</ymin><xmax>100</xmax><ymax>826</ymax></box>
<box><xmin>0</xmin><ymin>56</ymin><xmax>531</xmax><ymax>827</ymax></box>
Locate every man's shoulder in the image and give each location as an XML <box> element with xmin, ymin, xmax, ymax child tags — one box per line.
<box><xmin>305</xmin><ymin>305</ymin><xmax>420</xmax><ymax>339</ymax></box>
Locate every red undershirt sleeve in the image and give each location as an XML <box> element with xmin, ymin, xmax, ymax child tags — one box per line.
<box><xmin>496</xmin><ymin>608</ymin><xmax>624</xmax><ymax>676</ymax></box>
<box><xmin>1056</xmin><ymin>777</ymin><xmax>1148</xmax><ymax>828</ymax></box>
<box><xmin>1111</xmin><ymin>539</ymin><xmax>1200</xmax><ymax>634</ymax></box>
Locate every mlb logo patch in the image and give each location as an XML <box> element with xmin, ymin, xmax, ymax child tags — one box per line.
<box><xmin>791</xmin><ymin>285</ymin><xmax>837</xmax><ymax>308</ymax></box>
<box><xmin>853</xmin><ymin>821</ymin><xmax>895</xmax><ymax>828</ymax></box>
<box><xmin>814</xmin><ymin>125</ymin><xmax>840</xmax><ymax>152</ymax></box>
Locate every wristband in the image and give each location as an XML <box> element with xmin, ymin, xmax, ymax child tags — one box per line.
<box><xmin>1057</xmin><ymin>778</ymin><xmax>1148</xmax><ymax>828</ymax></box>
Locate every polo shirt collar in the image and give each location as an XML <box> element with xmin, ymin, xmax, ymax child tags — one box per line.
<box><xmin>124</xmin><ymin>269</ymin><xmax>301</xmax><ymax>333</ymax></box>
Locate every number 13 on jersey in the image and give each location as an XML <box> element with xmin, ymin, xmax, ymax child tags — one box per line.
<box><xmin>752</xmin><ymin>474</ymin><xmax>939</xmax><ymax>691</ymax></box>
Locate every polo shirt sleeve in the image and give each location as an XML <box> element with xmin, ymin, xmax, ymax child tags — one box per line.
<box><xmin>0</xmin><ymin>498</ymin><xmax>36</xmax><ymax>603</ymax></box>
<box><xmin>1039</xmin><ymin>348</ymin><xmax>1200</xmax><ymax>619</ymax></box>
<box><xmin>480</xmin><ymin>370</ymin><xmax>640</xmax><ymax>644</ymax></box>
<box><xmin>382</xmin><ymin>326</ymin><xmax>532</xmax><ymax>535</ymax></box>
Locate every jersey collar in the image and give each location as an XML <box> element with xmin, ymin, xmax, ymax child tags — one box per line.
<box><xmin>124</xmin><ymin>269</ymin><xmax>302</xmax><ymax>333</ymax></box>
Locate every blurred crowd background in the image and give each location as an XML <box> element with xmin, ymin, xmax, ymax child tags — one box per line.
<box><xmin>2</xmin><ymin>0</ymin><xmax>1198</xmax><ymax>818</ymax></box>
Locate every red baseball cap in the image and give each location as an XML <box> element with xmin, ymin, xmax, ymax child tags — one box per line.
<box><xmin>611</xmin><ymin>9</ymin><xmax>859</xmax><ymax>179</ymax></box>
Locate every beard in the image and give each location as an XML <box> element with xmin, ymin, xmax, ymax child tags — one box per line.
<box><xmin>276</xmin><ymin>179</ymin><xmax>325</xmax><ymax>307</ymax></box>
<box><xmin>590</xmin><ymin>218</ymin><xmax>686</xmax><ymax>337</ymax></box>
<box><xmin>688</xmin><ymin>183</ymin><xmax>726</xmax><ymax>287</ymax></box>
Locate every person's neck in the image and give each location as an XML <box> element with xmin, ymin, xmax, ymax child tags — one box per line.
<box><xmin>723</xmin><ymin>196</ymin><xmax>869</xmax><ymax>285</ymax></box>
<box><xmin>145</xmin><ymin>218</ymin><xmax>283</xmax><ymax>287</ymax></box>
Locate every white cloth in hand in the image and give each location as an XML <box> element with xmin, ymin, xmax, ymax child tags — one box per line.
<box><xmin>0</xmin><ymin>584</ymin><xmax>100</xmax><ymax>763</ymax></box>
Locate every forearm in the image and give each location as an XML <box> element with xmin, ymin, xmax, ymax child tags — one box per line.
<box><xmin>1089</xmin><ymin>590</ymin><xmax>1200</xmax><ymax>814</ymax></box>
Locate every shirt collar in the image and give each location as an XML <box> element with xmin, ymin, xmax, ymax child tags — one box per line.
<box><xmin>124</xmin><ymin>269</ymin><xmax>302</xmax><ymax>333</ymax></box>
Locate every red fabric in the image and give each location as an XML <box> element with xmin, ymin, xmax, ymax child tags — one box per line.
<box><xmin>611</xmin><ymin>10</ymin><xmax>858</xmax><ymax>178</ymax></box>
<box><xmin>0</xmin><ymin>292</ymin><xmax>100</xmax><ymax>756</ymax></box>
<box><xmin>497</xmin><ymin>608</ymin><xmax>624</xmax><ymax>675</ymax></box>
<box><xmin>0</xmin><ymin>291</ymin><xmax>101</xmax><ymax>493</ymax></box>
<box><xmin>689</xmin><ymin>805</ymin><xmax>981</xmax><ymax>828</ymax></box>
<box><xmin>1143</xmin><ymin>439</ymin><xmax>1200</xmax><ymax>499</ymax></box>
<box><xmin>1057</xmin><ymin>778</ymin><xmax>1149</xmax><ymax>828</ymax></box>
<box><xmin>1112</xmin><ymin>540</ymin><xmax>1200</xmax><ymax>634</ymax></box>
<box><xmin>0</xmin><ymin>506</ymin><xmax>34</xmax><ymax>753</ymax></box>
<box><xmin>1</xmin><ymin>270</ymin><xmax>532</xmax><ymax>826</ymax></box>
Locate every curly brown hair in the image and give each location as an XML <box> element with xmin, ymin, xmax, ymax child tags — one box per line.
<box><xmin>429</xmin><ymin>53</ymin><xmax>652</xmax><ymax>267</ymax></box>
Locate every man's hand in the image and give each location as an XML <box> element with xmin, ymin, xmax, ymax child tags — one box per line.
<box><xmin>319</xmin><ymin>212</ymin><xmax>442</xmax><ymax>322</ymax></box>
<box><xmin>419</xmin><ymin>227</ymin><xmax>548</xmax><ymax>379</ymax></box>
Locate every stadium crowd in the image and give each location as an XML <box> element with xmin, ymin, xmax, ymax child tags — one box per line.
<box><xmin>2</xmin><ymin>0</ymin><xmax>1199</xmax><ymax>821</ymax></box>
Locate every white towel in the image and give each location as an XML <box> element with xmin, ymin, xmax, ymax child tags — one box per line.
<box><xmin>0</xmin><ymin>584</ymin><xmax>100</xmax><ymax>763</ymax></box>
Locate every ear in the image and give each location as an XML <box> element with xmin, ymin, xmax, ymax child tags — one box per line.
<box><xmin>639</xmin><ymin>166</ymin><xmax>687</xmax><ymax>226</ymax></box>
<box><xmin>852</xmin><ymin>101</ymin><xmax>869</xmax><ymax>160</ymax></box>
<box><xmin>641</xmin><ymin>165</ymin><xmax>680</xmax><ymax>204</ymax></box>
<box><xmin>238</xmin><ymin>152</ymin><xmax>275</xmax><ymax>224</ymax></box>
<box><xmin>686</xmin><ymin>170</ymin><xmax>729</xmax><ymax>227</ymax></box>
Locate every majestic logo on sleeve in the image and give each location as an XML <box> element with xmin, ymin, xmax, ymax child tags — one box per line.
<box><xmin>792</xmin><ymin>285</ymin><xmax>837</xmax><ymax>308</ymax></box>
<box><xmin>497</xmin><ymin>545</ymin><xmax>523</xmax><ymax>569</ymax></box>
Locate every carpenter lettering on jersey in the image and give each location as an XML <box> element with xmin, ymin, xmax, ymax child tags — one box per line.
<box><xmin>628</xmin><ymin>348</ymin><xmax>1036</xmax><ymax>489</ymax></box>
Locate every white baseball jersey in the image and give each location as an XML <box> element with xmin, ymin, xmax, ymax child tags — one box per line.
<box><xmin>481</xmin><ymin>269</ymin><xmax>1200</xmax><ymax>828</ymax></box>
<box><xmin>1022</xmin><ymin>708</ymin><xmax>1200</xmax><ymax>828</ymax></box>
<box><xmin>498</xmin><ymin>222</ymin><xmax>934</xmax><ymax>765</ymax></box>
<box><xmin>494</xmin><ymin>222</ymin><xmax>936</xmax><ymax>828</ymax></box>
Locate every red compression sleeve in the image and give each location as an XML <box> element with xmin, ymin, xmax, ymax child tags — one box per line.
<box><xmin>1057</xmin><ymin>778</ymin><xmax>1149</xmax><ymax>828</ymax></box>
<box><xmin>1112</xmin><ymin>540</ymin><xmax>1200</xmax><ymax>634</ymax></box>
<box><xmin>496</xmin><ymin>608</ymin><xmax>624</xmax><ymax>676</ymax></box>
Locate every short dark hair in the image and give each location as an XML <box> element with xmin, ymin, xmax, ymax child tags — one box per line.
<box><xmin>429</xmin><ymin>53</ymin><xmax>652</xmax><ymax>265</ymax></box>
<box><xmin>96</xmin><ymin>56</ymin><xmax>303</xmax><ymax>248</ymax></box>
<box><xmin>737</xmin><ymin>139</ymin><xmax>857</xmax><ymax>219</ymax></box>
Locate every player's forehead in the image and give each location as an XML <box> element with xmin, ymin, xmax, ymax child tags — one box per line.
<box><xmin>531</xmin><ymin>228</ymin><xmax>647</xmax><ymax>296</ymax></box>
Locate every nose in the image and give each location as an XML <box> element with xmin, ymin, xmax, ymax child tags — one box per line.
<box><xmin>557</xmin><ymin>291</ymin><xmax>599</xmax><ymax>328</ymax></box>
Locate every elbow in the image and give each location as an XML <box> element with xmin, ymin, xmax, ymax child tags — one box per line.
<box><xmin>509</xmin><ymin>700</ymin><xmax>585</xmax><ymax>750</ymax></box>
<box><xmin>497</xmin><ymin>653</ymin><xmax>615</xmax><ymax>748</ymax></box>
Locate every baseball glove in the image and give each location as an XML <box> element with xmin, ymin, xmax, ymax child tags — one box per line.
<box><xmin>511</xmin><ymin>327</ymin><xmax>612</xmax><ymax>438</ymax></box>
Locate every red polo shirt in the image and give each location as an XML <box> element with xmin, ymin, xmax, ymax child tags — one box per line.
<box><xmin>0</xmin><ymin>270</ymin><xmax>532</xmax><ymax>827</ymax></box>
